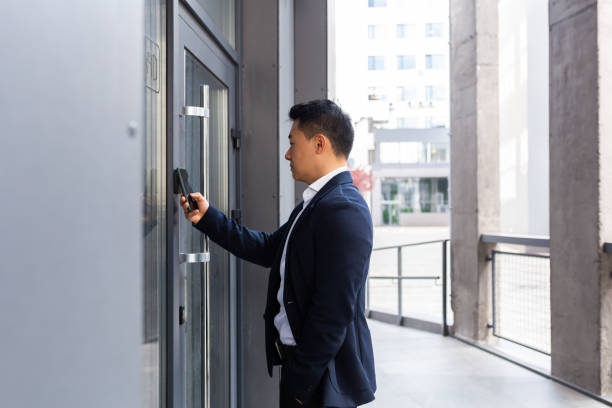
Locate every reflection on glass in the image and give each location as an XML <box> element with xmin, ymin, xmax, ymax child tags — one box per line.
<box><xmin>183</xmin><ymin>50</ymin><xmax>230</xmax><ymax>408</ymax></box>
<box><xmin>195</xmin><ymin>0</ymin><xmax>236</xmax><ymax>48</ymax></box>
<box><xmin>143</xmin><ymin>1</ymin><xmax>165</xmax><ymax>407</ymax></box>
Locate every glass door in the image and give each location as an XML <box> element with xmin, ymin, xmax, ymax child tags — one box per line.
<box><xmin>169</xmin><ymin>9</ymin><xmax>235</xmax><ymax>408</ymax></box>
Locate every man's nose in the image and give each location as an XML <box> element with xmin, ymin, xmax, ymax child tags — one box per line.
<box><xmin>285</xmin><ymin>150</ymin><xmax>291</xmax><ymax>161</ymax></box>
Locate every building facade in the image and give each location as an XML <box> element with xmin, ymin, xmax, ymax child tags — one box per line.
<box><xmin>371</xmin><ymin>128</ymin><xmax>449</xmax><ymax>226</ymax></box>
<box><xmin>331</xmin><ymin>0</ymin><xmax>450</xmax><ymax>227</ymax></box>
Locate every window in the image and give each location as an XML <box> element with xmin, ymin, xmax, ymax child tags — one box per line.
<box><xmin>396</xmin><ymin>117</ymin><xmax>419</xmax><ymax>128</ymax></box>
<box><xmin>368</xmin><ymin>25</ymin><xmax>376</xmax><ymax>39</ymax></box>
<box><xmin>368</xmin><ymin>0</ymin><xmax>386</xmax><ymax>7</ymax></box>
<box><xmin>380</xmin><ymin>141</ymin><xmax>426</xmax><ymax>162</ymax></box>
<box><xmin>381</xmin><ymin>177</ymin><xmax>449</xmax><ymax>216</ymax></box>
<box><xmin>425</xmin><ymin>85</ymin><xmax>446</xmax><ymax>102</ymax></box>
<box><xmin>380</xmin><ymin>142</ymin><xmax>449</xmax><ymax>164</ymax></box>
<box><xmin>396</xmin><ymin>24</ymin><xmax>415</xmax><ymax>39</ymax></box>
<box><xmin>396</xmin><ymin>86</ymin><xmax>417</xmax><ymax>102</ymax></box>
<box><xmin>368</xmin><ymin>24</ymin><xmax>385</xmax><ymax>39</ymax></box>
<box><xmin>399</xmin><ymin>142</ymin><xmax>424</xmax><ymax>163</ymax></box>
<box><xmin>425</xmin><ymin>116</ymin><xmax>447</xmax><ymax>128</ymax></box>
<box><xmin>380</xmin><ymin>142</ymin><xmax>400</xmax><ymax>163</ymax></box>
<box><xmin>368</xmin><ymin>56</ymin><xmax>385</xmax><ymax>70</ymax></box>
<box><xmin>425</xmin><ymin>23</ymin><xmax>444</xmax><ymax>38</ymax></box>
<box><xmin>425</xmin><ymin>54</ymin><xmax>445</xmax><ymax>69</ymax></box>
<box><xmin>397</xmin><ymin>55</ymin><xmax>416</xmax><ymax>70</ymax></box>
<box><xmin>368</xmin><ymin>86</ymin><xmax>387</xmax><ymax>101</ymax></box>
<box><xmin>429</xmin><ymin>142</ymin><xmax>449</xmax><ymax>162</ymax></box>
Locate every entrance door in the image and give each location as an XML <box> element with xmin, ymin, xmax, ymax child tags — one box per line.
<box><xmin>169</xmin><ymin>8</ymin><xmax>236</xmax><ymax>408</ymax></box>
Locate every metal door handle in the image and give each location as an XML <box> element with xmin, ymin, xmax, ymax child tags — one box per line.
<box><xmin>179</xmin><ymin>252</ymin><xmax>210</xmax><ymax>264</ymax></box>
<box><xmin>181</xmin><ymin>106</ymin><xmax>209</xmax><ymax>117</ymax></box>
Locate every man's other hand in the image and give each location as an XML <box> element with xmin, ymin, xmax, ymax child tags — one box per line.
<box><xmin>180</xmin><ymin>192</ymin><xmax>209</xmax><ymax>224</ymax></box>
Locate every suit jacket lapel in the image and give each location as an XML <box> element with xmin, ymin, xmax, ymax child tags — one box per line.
<box><xmin>287</xmin><ymin>171</ymin><xmax>354</xmax><ymax>239</ymax></box>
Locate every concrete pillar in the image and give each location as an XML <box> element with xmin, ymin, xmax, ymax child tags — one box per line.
<box><xmin>449</xmin><ymin>0</ymin><xmax>500</xmax><ymax>342</ymax></box>
<box><xmin>549</xmin><ymin>0</ymin><xmax>612</xmax><ymax>395</ymax></box>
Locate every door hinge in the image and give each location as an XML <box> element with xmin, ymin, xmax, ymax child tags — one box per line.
<box><xmin>231</xmin><ymin>209</ymin><xmax>242</xmax><ymax>224</ymax></box>
<box><xmin>231</xmin><ymin>128</ymin><xmax>241</xmax><ymax>150</ymax></box>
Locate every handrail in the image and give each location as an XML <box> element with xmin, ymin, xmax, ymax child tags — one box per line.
<box><xmin>373</xmin><ymin>239</ymin><xmax>449</xmax><ymax>252</ymax></box>
<box><xmin>366</xmin><ymin>239</ymin><xmax>450</xmax><ymax>335</ymax></box>
<box><xmin>604</xmin><ymin>243</ymin><xmax>612</xmax><ymax>254</ymax></box>
<box><xmin>481</xmin><ymin>234</ymin><xmax>549</xmax><ymax>248</ymax></box>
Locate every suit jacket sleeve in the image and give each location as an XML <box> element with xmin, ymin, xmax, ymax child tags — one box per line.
<box><xmin>193</xmin><ymin>204</ymin><xmax>289</xmax><ymax>268</ymax></box>
<box><xmin>282</xmin><ymin>199</ymin><xmax>373</xmax><ymax>402</ymax></box>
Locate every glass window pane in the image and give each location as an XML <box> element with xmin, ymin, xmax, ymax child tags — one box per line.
<box><xmin>185</xmin><ymin>50</ymin><xmax>231</xmax><ymax>408</ymax></box>
<box><xmin>425</xmin><ymin>23</ymin><xmax>444</xmax><ymax>37</ymax></box>
<box><xmin>196</xmin><ymin>0</ymin><xmax>236</xmax><ymax>47</ymax></box>
<box><xmin>368</xmin><ymin>56</ymin><xmax>385</xmax><ymax>70</ymax></box>
<box><xmin>380</xmin><ymin>142</ymin><xmax>400</xmax><ymax>163</ymax></box>
<box><xmin>368</xmin><ymin>0</ymin><xmax>387</xmax><ymax>7</ymax></box>
<box><xmin>425</xmin><ymin>54</ymin><xmax>445</xmax><ymax>69</ymax></box>
<box><xmin>397</xmin><ymin>55</ymin><xmax>416</xmax><ymax>70</ymax></box>
<box><xmin>399</xmin><ymin>142</ymin><xmax>422</xmax><ymax>163</ymax></box>
<box><xmin>396</xmin><ymin>117</ymin><xmax>419</xmax><ymax>128</ymax></box>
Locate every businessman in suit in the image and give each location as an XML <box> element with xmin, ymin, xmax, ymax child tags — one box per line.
<box><xmin>180</xmin><ymin>99</ymin><xmax>376</xmax><ymax>407</ymax></box>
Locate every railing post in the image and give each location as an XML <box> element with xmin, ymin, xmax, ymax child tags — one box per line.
<box><xmin>490</xmin><ymin>251</ymin><xmax>496</xmax><ymax>333</ymax></box>
<box><xmin>397</xmin><ymin>246</ymin><xmax>403</xmax><ymax>325</ymax></box>
<box><xmin>442</xmin><ymin>240</ymin><xmax>449</xmax><ymax>336</ymax></box>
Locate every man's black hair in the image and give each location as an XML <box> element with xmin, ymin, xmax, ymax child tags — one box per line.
<box><xmin>289</xmin><ymin>99</ymin><xmax>354</xmax><ymax>158</ymax></box>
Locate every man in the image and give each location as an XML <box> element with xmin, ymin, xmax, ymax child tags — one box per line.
<box><xmin>181</xmin><ymin>99</ymin><xmax>376</xmax><ymax>407</ymax></box>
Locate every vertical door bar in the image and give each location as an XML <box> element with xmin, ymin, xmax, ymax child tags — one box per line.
<box><xmin>200</xmin><ymin>84</ymin><xmax>211</xmax><ymax>408</ymax></box>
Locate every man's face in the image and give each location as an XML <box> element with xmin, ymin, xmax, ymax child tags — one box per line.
<box><xmin>285</xmin><ymin>120</ymin><xmax>317</xmax><ymax>183</ymax></box>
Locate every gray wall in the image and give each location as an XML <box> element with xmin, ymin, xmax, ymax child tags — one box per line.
<box><xmin>240</xmin><ymin>0</ymin><xmax>281</xmax><ymax>406</ymax></box>
<box><xmin>293</xmin><ymin>0</ymin><xmax>329</xmax><ymax>203</ymax></box>
<box><xmin>0</xmin><ymin>2</ymin><xmax>143</xmax><ymax>407</ymax></box>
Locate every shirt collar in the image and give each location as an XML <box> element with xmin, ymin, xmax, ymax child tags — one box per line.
<box><xmin>302</xmin><ymin>165</ymin><xmax>349</xmax><ymax>204</ymax></box>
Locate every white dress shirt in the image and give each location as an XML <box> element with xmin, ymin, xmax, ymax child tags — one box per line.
<box><xmin>274</xmin><ymin>165</ymin><xmax>350</xmax><ymax>345</ymax></box>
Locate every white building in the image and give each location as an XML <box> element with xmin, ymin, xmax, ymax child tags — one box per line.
<box><xmin>330</xmin><ymin>0</ymin><xmax>450</xmax><ymax>226</ymax></box>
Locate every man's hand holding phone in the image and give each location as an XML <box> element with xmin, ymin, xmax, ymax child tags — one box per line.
<box><xmin>180</xmin><ymin>192</ymin><xmax>209</xmax><ymax>224</ymax></box>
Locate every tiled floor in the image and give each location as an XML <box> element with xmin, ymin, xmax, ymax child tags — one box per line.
<box><xmin>362</xmin><ymin>319</ymin><xmax>610</xmax><ymax>408</ymax></box>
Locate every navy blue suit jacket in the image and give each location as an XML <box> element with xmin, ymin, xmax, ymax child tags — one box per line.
<box><xmin>194</xmin><ymin>171</ymin><xmax>376</xmax><ymax>406</ymax></box>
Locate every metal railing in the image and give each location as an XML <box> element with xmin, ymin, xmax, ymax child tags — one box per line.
<box><xmin>483</xmin><ymin>234</ymin><xmax>551</xmax><ymax>355</ymax></box>
<box><xmin>366</xmin><ymin>239</ymin><xmax>450</xmax><ymax>335</ymax></box>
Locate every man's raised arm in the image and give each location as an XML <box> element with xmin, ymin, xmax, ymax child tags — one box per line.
<box><xmin>180</xmin><ymin>193</ymin><xmax>288</xmax><ymax>268</ymax></box>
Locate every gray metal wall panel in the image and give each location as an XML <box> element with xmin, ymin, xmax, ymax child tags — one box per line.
<box><xmin>0</xmin><ymin>3</ymin><xmax>143</xmax><ymax>408</ymax></box>
<box><xmin>279</xmin><ymin>0</ymin><xmax>296</xmax><ymax>222</ymax></box>
<box><xmin>294</xmin><ymin>0</ymin><xmax>328</xmax><ymax>203</ymax></box>
<box><xmin>240</xmin><ymin>0</ymin><xmax>281</xmax><ymax>406</ymax></box>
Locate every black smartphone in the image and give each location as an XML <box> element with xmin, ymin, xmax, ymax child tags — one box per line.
<box><xmin>175</xmin><ymin>169</ymin><xmax>198</xmax><ymax>212</ymax></box>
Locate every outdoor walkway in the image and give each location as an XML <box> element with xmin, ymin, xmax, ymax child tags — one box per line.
<box><xmin>363</xmin><ymin>319</ymin><xmax>610</xmax><ymax>408</ymax></box>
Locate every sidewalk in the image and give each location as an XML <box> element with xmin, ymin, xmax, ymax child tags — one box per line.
<box><xmin>363</xmin><ymin>319</ymin><xmax>609</xmax><ymax>408</ymax></box>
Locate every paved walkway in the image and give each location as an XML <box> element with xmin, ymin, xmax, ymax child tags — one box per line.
<box><xmin>362</xmin><ymin>319</ymin><xmax>610</xmax><ymax>408</ymax></box>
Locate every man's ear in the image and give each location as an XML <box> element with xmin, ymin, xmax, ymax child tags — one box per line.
<box><xmin>314</xmin><ymin>133</ymin><xmax>326</xmax><ymax>154</ymax></box>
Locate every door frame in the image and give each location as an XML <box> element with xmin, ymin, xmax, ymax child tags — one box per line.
<box><xmin>166</xmin><ymin>2</ymin><xmax>239</xmax><ymax>407</ymax></box>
